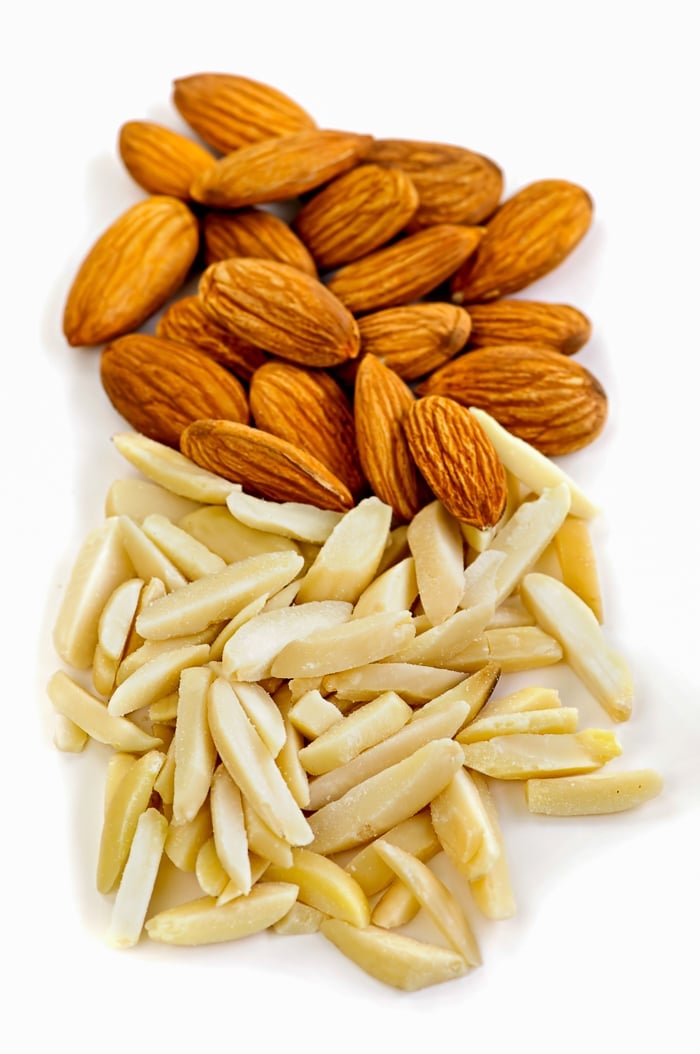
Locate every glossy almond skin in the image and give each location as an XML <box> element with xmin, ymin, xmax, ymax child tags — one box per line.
<box><xmin>63</xmin><ymin>196</ymin><xmax>199</xmax><ymax>347</ymax></box>
<box><xmin>466</xmin><ymin>300</ymin><xmax>591</xmax><ymax>355</ymax></box>
<box><xmin>172</xmin><ymin>72</ymin><xmax>317</xmax><ymax>153</ymax></box>
<box><xmin>118</xmin><ymin>120</ymin><xmax>216</xmax><ymax>199</ymax></box>
<box><xmin>293</xmin><ymin>164</ymin><xmax>419</xmax><ymax>270</ymax></box>
<box><xmin>199</xmin><ymin>257</ymin><xmax>361</xmax><ymax>368</ymax></box>
<box><xmin>357</xmin><ymin>303</ymin><xmax>472</xmax><ymax>381</ymax></box>
<box><xmin>156</xmin><ymin>295</ymin><xmax>268</xmax><ymax>382</ymax></box>
<box><xmin>403</xmin><ymin>396</ymin><xmax>507</xmax><ymax>529</ymax></box>
<box><xmin>180</xmin><ymin>419</ymin><xmax>353</xmax><ymax>510</ymax></box>
<box><xmin>202</xmin><ymin>207</ymin><xmax>317</xmax><ymax>275</ymax></box>
<box><xmin>250</xmin><ymin>362</ymin><xmax>366</xmax><ymax>500</ymax></box>
<box><xmin>417</xmin><ymin>344</ymin><xmax>607</xmax><ymax>455</ymax></box>
<box><xmin>450</xmin><ymin>179</ymin><xmax>593</xmax><ymax>303</ymax></box>
<box><xmin>100</xmin><ymin>333</ymin><xmax>249</xmax><ymax>448</ymax></box>
<box><xmin>190</xmin><ymin>129</ymin><xmax>373</xmax><ymax>208</ymax></box>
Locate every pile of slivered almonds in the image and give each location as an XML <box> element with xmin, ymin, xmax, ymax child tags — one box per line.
<box><xmin>50</xmin><ymin>73</ymin><xmax>661</xmax><ymax>992</ymax></box>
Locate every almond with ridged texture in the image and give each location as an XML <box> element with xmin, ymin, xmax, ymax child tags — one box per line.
<box><xmin>190</xmin><ymin>129</ymin><xmax>373</xmax><ymax>209</ymax></box>
<box><xmin>466</xmin><ymin>300</ymin><xmax>591</xmax><ymax>355</ymax></box>
<box><xmin>450</xmin><ymin>179</ymin><xmax>593</xmax><ymax>303</ymax></box>
<box><xmin>250</xmin><ymin>362</ymin><xmax>366</xmax><ymax>500</ymax></box>
<box><xmin>357</xmin><ymin>303</ymin><xmax>472</xmax><ymax>381</ymax></box>
<box><xmin>180</xmin><ymin>419</ymin><xmax>353</xmax><ymax>511</ymax></box>
<box><xmin>118</xmin><ymin>120</ymin><xmax>216</xmax><ymax>199</ymax></box>
<box><xmin>404</xmin><ymin>396</ymin><xmax>507</xmax><ymax>529</ymax></box>
<box><xmin>293</xmin><ymin>164</ymin><xmax>419</xmax><ymax>270</ymax></box>
<box><xmin>354</xmin><ymin>354</ymin><xmax>426</xmax><ymax>523</ymax></box>
<box><xmin>365</xmin><ymin>138</ymin><xmax>503</xmax><ymax>229</ymax></box>
<box><xmin>172</xmin><ymin>72</ymin><xmax>316</xmax><ymax>154</ymax></box>
<box><xmin>326</xmin><ymin>224</ymin><xmax>482</xmax><ymax>315</ymax></box>
<box><xmin>156</xmin><ymin>295</ymin><xmax>268</xmax><ymax>382</ymax></box>
<box><xmin>63</xmin><ymin>197</ymin><xmax>199</xmax><ymax>347</ymax></box>
<box><xmin>199</xmin><ymin>258</ymin><xmax>360</xmax><ymax>368</ymax></box>
<box><xmin>417</xmin><ymin>344</ymin><xmax>607</xmax><ymax>455</ymax></box>
<box><xmin>100</xmin><ymin>334</ymin><xmax>249</xmax><ymax>448</ymax></box>
<box><xmin>202</xmin><ymin>207</ymin><xmax>317</xmax><ymax>276</ymax></box>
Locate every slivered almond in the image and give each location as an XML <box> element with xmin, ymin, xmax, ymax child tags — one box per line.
<box><xmin>145</xmin><ymin>883</ymin><xmax>300</xmax><ymax>946</ymax></box>
<box><xmin>407</xmin><ymin>499</ymin><xmax>465</xmax><ymax>626</ymax></box>
<box><xmin>270</xmin><ymin>610</ymin><xmax>416</xmax><ymax>679</ymax></box>
<box><xmin>112</xmin><ymin>431</ymin><xmax>239</xmax><ymax>505</ymax></box>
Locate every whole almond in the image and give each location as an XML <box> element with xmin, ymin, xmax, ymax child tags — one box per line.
<box><xmin>199</xmin><ymin>257</ymin><xmax>361</xmax><ymax>368</ymax></box>
<box><xmin>365</xmin><ymin>138</ymin><xmax>503</xmax><ymax>229</ymax></box>
<box><xmin>326</xmin><ymin>224</ymin><xmax>482</xmax><ymax>315</ymax></box>
<box><xmin>450</xmin><ymin>179</ymin><xmax>593</xmax><ymax>303</ymax></box>
<box><xmin>356</xmin><ymin>303</ymin><xmax>472</xmax><ymax>381</ymax></box>
<box><xmin>190</xmin><ymin>129</ymin><xmax>373</xmax><ymax>209</ymax></box>
<box><xmin>118</xmin><ymin>120</ymin><xmax>216</xmax><ymax>199</ymax></box>
<box><xmin>180</xmin><ymin>419</ymin><xmax>353</xmax><ymax>511</ymax></box>
<box><xmin>172</xmin><ymin>72</ymin><xmax>316</xmax><ymax>153</ymax></box>
<box><xmin>100</xmin><ymin>333</ymin><xmax>249</xmax><ymax>448</ymax></box>
<box><xmin>63</xmin><ymin>196</ymin><xmax>199</xmax><ymax>347</ymax></box>
<box><xmin>353</xmin><ymin>354</ymin><xmax>427</xmax><ymax>522</ymax></box>
<box><xmin>293</xmin><ymin>163</ymin><xmax>419</xmax><ymax>270</ymax></box>
<box><xmin>466</xmin><ymin>299</ymin><xmax>591</xmax><ymax>355</ymax></box>
<box><xmin>202</xmin><ymin>207</ymin><xmax>317</xmax><ymax>276</ymax></box>
<box><xmin>417</xmin><ymin>344</ymin><xmax>607</xmax><ymax>455</ymax></box>
<box><xmin>156</xmin><ymin>295</ymin><xmax>268</xmax><ymax>382</ymax></box>
<box><xmin>250</xmin><ymin>362</ymin><xmax>366</xmax><ymax>500</ymax></box>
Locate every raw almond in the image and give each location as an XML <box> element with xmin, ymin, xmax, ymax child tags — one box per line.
<box><xmin>326</xmin><ymin>224</ymin><xmax>482</xmax><ymax>315</ymax></box>
<box><xmin>202</xmin><ymin>207</ymin><xmax>317</xmax><ymax>276</ymax></box>
<box><xmin>356</xmin><ymin>303</ymin><xmax>472</xmax><ymax>381</ymax></box>
<box><xmin>417</xmin><ymin>344</ymin><xmax>607</xmax><ymax>455</ymax></box>
<box><xmin>293</xmin><ymin>164</ymin><xmax>419</xmax><ymax>270</ymax></box>
<box><xmin>403</xmin><ymin>396</ymin><xmax>507</xmax><ymax>528</ymax></box>
<box><xmin>198</xmin><ymin>257</ymin><xmax>360</xmax><ymax>368</ymax></box>
<box><xmin>100</xmin><ymin>333</ymin><xmax>249</xmax><ymax>448</ymax></box>
<box><xmin>466</xmin><ymin>300</ymin><xmax>591</xmax><ymax>355</ymax></box>
<box><xmin>250</xmin><ymin>362</ymin><xmax>366</xmax><ymax>500</ymax></box>
<box><xmin>172</xmin><ymin>72</ymin><xmax>316</xmax><ymax>153</ymax></box>
<box><xmin>63</xmin><ymin>196</ymin><xmax>199</xmax><ymax>347</ymax></box>
<box><xmin>190</xmin><ymin>129</ymin><xmax>373</xmax><ymax>209</ymax></box>
<box><xmin>180</xmin><ymin>419</ymin><xmax>354</xmax><ymax>511</ymax></box>
<box><xmin>118</xmin><ymin>120</ymin><xmax>216</xmax><ymax>199</ymax></box>
<box><xmin>156</xmin><ymin>295</ymin><xmax>268</xmax><ymax>382</ymax></box>
<box><xmin>450</xmin><ymin>179</ymin><xmax>593</xmax><ymax>303</ymax></box>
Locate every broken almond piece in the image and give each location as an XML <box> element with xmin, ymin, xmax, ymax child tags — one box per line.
<box><xmin>226</xmin><ymin>490</ymin><xmax>343</xmax><ymax>543</ymax></box>
<box><xmin>112</xmin><ymin>431</ymin><xmax>239</xmax><ymax>504</ymax></box>
<box><xmin>462</xmin><ymin>729</ymin><xmax>622</xmax><ymax>779</ymax></box>
<box><xmin>457</xmin><ymin>707</ymin><xmax>579</xmax><ymax>744</ymax></box>
<box><xmin>352</xmin><ymin>556</ymin><xmax>418</xmax><ymax>618</ymax></box>
<box><xmin>141</xmin><ymin>514</ymin><xmax>227</xmax><ymax>579</ymax></box>
<box><xmin>47</xmin><ymin>671</ymin><xmax>162</xmax><ymax>753</ymax></box>
<box><xmin>266</xmin><ymin>847</ymin><xmax>370</xmax><ymax>926</ymax></box>
<box><xmin>105</xmin><ymin>477</ymin><xmax>202</xmax><ymax>523</ymax></box>
<box><xmin>287</xmin><ymin>690</ymin><xmax>343</xmax><ymax>739</ymax></box>
<box><xmin>449</xmin><ymin>626</ymin><xmax>563</xmax><ymax>672</ymax></box>
<box><xmin>145</xmin><ymin>882</ymin><xmax>299</xmax><ymax>945</ymax></box>
<box><xmin>97</xmin><ymin>749</ymin><xmax>166</xmax><ymax>894</ymax></box>
<box><xmin>107</xmin><ymin>643</ymin><xmax>210</xmax><ymax>717</ymax></box>
<box><xmin>209</xmin><ymin>765</ymin><xmax>252</xmax><ymax>891</ymax></box>
<box><xmin>270</xmin><ymin>610</ymin><xmax>416</xmax><ymax>679</ymax></box>
<box><xmin>179</xmin><ymin>504</ymin><xmax>300</xmax><ymax>562</ymax></box>
<box><xmin>107</xmin><ymin>807</ymin><xmax>168</xmax><ymax>948</ymax></box>
<box><xmin>553</xmin><ymin>515</ymin><xmax>604</xmax><ymax>622</ymax></box>
<box><xmin>298</xmin><ymin>692</ymin><xmax>412</xmax><ymax>775</ymax></box>
<box><xmin>172</xmin><ymin>666</ymin><xmax>216</xmax><ymax>826</ymax></box>
<box><xmin>525</xmin><ymin>769</ymin><xmax>664</xmax><ymax>815</ymax></box>
<box><xmin>468</xmin><ymin>774</ymin><xmax>516</xmax><ymax>919</ymax></box>
<box><xmin>430</xmin><ymin>767</ymin><xmax>499</xmax><ymax>880</ymax></box>
<box><xmin>407</xmin><ymin>500</ymin><xmax>464</xmax><ymax>626</ymax></box>
<box><xmin>324</xmin><ymin>663</ymin><xmax>465</xmax><ymax>704</ymax></box>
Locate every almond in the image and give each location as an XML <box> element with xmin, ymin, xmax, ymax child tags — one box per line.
<box><xmin>202</xmin><ymin>207</ymin><xmax>317</xmax><ymax>276</ymax></box>
<box><xmin>365</xmin><ymin>138</ymin><xmax>503</xmax><ymax>229</ymax></box>
<box><xmin>293</xmin><ymin>164</ymin><xmax>419</xmax><ymax>270</ymax></box>
<box><xmin>416</xmin><ymin>344</ymin><xmax>607</xmax><ymax>455</ymax></box>
<box><xmin>326</xmin><ymin>225</ymin><xmax>482</xmax><ymax>315</ymax></box>
<box><xmin>466</xmin><ymin>300</ymin><xmax>591</xmax><ymax>355</ymax></box>
<box><xmin>172</xmin><ymin>72</ymin><xmax>317</xmax><ymax>154</ymax></box>
<box><xmin>156</xmin><ymin>295</ymin><xmax>268</xmax><ymax>382</ymax></box>
<box><xmin>180</xmin><ymin>419</ymin><xmax>353</xmax><ymax>511</ymax></box>
<box><xmin>190</xmin><ymin>129</ymin><xmax>373</xmax><ymax>209</ymax></box>
<box><xmin>403</xmin><ymin>396</ymin><xmax>507</xmax><ymax>529</ymax></box>
<box><xmin>450</xmin><ymin>179</ymin><xmax>593</xmax><ymax>303</ymax></box>
<box><xmin>63</xmin><ymin>196</ymin><xmax>199</xmax><ymax>347</ymax></box>
<box><xmin>199</xmin><ymin>257</ymin><xmax>361</xmax><ymax>368</ymax></box>
<box><xmin>118</xmin><ymin>120</ymin><xmax>216</xmax><ymax>199</ymax></box>
<box><xmin>356</xmin><ymin>303</ymin><xmax>472</xmax><ymax>381</ymax></box>
<box><xmin>353</xmin><ymin>354</ymin><xmax>427</xmax><ymax>522</ymax></box>
<box><xmin>100</xmin><ymin>333</ymin><xmax>249</xmax><ymax>448</ymax></box>
<box><xmin>250</xmin><ymin>362</ymin><xmax>366</xmax><ymax>500</ymax></box>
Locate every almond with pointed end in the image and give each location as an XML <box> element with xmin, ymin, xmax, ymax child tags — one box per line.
<box><xmin>156</xmin><ymin>295</ymin><xmax>268</xmax><ymax>382</ymax></box>
<box><xmin>63</xmin><ymin>196</ymin><xmax>199</xmax><ymax>347</ymax></box>
<box><xmin>466</xmin><ymin>299</ymin><xmax>591</xmax><ymax>354</ymax></box>
<box><xmin>356</xmin><ymin>303</ymin><xmax>471</xmax><ymax>381</ymax></box>
<box><xmin>202</xmin><ymin>207</ymin><xmax>317</xmax><ymax>276</ymax></box>
<box><xmin>404</xmin><ymin>395</ymin><xmax>507</xmax><ymax>529</ymax></box>
<box><xmin>451</xmin><ymin>179</ymin><xmax>593</xmax><ymax>303</ymax></box>
<box><xmin>118</xmin><ymin>120</ymin><xmax>215</xmax><ymax>199</ymax></box>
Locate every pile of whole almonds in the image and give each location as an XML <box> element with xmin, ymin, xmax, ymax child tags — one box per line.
<box><xmin>49</xmin><ymin>72</ymin><xmax>661</xmax><ymax>991</ymax></box>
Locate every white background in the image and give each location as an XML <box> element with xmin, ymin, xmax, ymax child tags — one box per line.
<box><xmin>3</xmin><ymin>2</ymin><xmax>699</xmax><ymax>1051</ymax></box>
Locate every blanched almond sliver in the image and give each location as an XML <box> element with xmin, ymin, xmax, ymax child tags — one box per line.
<box><xmin>273</xmin><ymin>684</ymin><xmax>311</xmax><ymax>810</ymax></box>
<box><xmin>107</xmin><ymin>808</ymin><xmax>168</xmax><ymax>948</ymax></box>
<box><xmin>98</xmin><ymin>578</ymin><xmax>144</xmax><ymax>662</ymax></box>
<box><xmin>461</xmin><ymin>729</ymin><xmax>622</xmax><ymax>779</ymax></box>
<box><xmin>352</xmin><ymin>556</ymin><xmax>418</xmax><ymax>618</ymax></box>
<box><xmin>153</xmin><ymin>734</ymin><xmax>176</xmax><ymax>805</ymax></box>
<box><xmin>525</xmin><ymin>769</ymin><xmax>664</xmax><ymax>815</ymax></box>
<box><xmin>242</xmin><ymin>796</ymin><xmax>293</xmax><ymax>869</ymax></box>
<box><xmin>299</xmin><ymin>692</ymin><xmax>412</xmax><ymax>776</ymax></box>
<box><xmin>345</xmin><ymin>811</ymin><xmax>439</xmax><ymax>896</ymax></box>
<box><xmin>92</xmin><ymin>641</ymin><xmax>120</xmax><ymax>697</ymax></box>
<box><xmin>107</xmin><ymin>643</ymin><xmax>210</xmax><ymax>717</ymax></box>
<box><xmin>97</xmin><ymin>749</ymin><xmax>166</xmax><ymax>894</ymax></box>
<box><xmin>323</xmin><ymin>663</ymin><xmax>466</xmax><ymax>704</ymax></box>
<box><xmin>149</xmin><ymin>691</ymin><xmax>179</xmax><ymax>724</ymax></box>
<box><xmin>430</xmin><ymin>767</ymin><xmax>498</xmax><ymax>878</ymax></box>
<box><xmin>47</xmin><ymin>671</ymin><xmax>162</xmax><ymax>753</ymax></box>
<box><xmin>407</xmin><ymin>500</ymin><xmax>464</xmax><ymax>626</ymax></box>
<box><xmin>474</xmin><ymin>685</ymin><xmax>562</xmax><ymax>719</ymax></box>
<box><xmin>195</xmin><ymin>836</ymin><xmax>229</xmax><ymax>897</ymax></box>
<box><xmin>263</xmin><ymin>580</ymin><xmax>302</xmax><ymax>611</ymax></box>
<box><xmin>53</xmin><ymin>714</ymin><xmax>89</xmax><ymax>753</ymax></box>
<box><xmin>266</xmin><ymin>847</ymin><xmax>370</xmax><ymax>927</ymax></box>
<box><xmin>231</xmin><ymin>681</ymin><xmax>287</xmax><ymax>758</ymax></box>
<box><xmin>375</xmin><ymin>525</ymin><xmax>410</xmax><ymax>575</ymax></box>
<box><xmin>390</xmin><ymin>602</ymin><xmax>495</xmax><ymax>667</ymax></box>
<box><xmin>371</xmin><ymin>876</ymin><xmax>421</xmax><ymax>929</ymax></box>
<box><xmin>208</xmin><ymin>594</ymin><xmax>270</xmax><ymax>662</ymax></box>
<box><xmin>449</xmin><ymin>626</ymin><xmax>563</xmax><ymax>672</ymax></box>
<box><xmin>113</xmin><ymin>432</ymin><xmax>239</xmax><ymax>504</ymax></box>
<box><xmin>553</xmin><ymin>515</ymin><xmax>604</xmax><ymax>622</ymax></box>
<box><xmin>468</xmin><ymin>773</ymin><xmax>516</xmax><ymax>920</ymax></box>
<box><xmin>164</xmin><ymin>802</ymin><xmax>212</xmax><ymax>872</ymax></box>
<box><xmin>486</xmin><ymin>595</ymin><xmax>536</xmax><ymax>628</ymax></box>
<box><xmin>115</xmin><ymin>629</ymin><xmax>219</xmax><ymax>685</ymax></box>
<box><xmin>172</xmin><ymin>666</ymin><xmax>216</xmax><ymax>826</ymax></box>
<box><xmin>145</xmin><ymin>882</ymin><xmax>299</xmax><ymax>946</ymax></box>
<box><xmin>270</xmin><ymin>610</ymin><xmax>416</xmax><ymax>679</ymax></box>
<box><xmin>210</xmin><ymin>764</ymin><xmax>251</xmax><ymax>892</ymax></box>
<box><xmin>226</xmin><ymin>490</ymin><xmax>343</xmax><ymax>544</ymax></box>
<box><xmin>416</xmin><ymin>661</ymin><xmax>501</xmax><ymax>726</ymax></box>
<box><xmin>460</xmin><ymin>549</ymin><xmax>506</xmax><ymax>609</ymax></box>
<box><xmin>141</xmin><ymin>514</ymin><xmax>226</xmax><ymax>579</ymax></box>
<box><xmin>287</xmin><ymin>689</ymin><xmax>344</xmax><ymax>739</ymax></box>
<box><xmin>216</xmin><ymin>854</ymin><xmax>271</xmax><ymax>906</ymax></box>
<box><xmin>124</xmin><ymin>576</ymin><xmax>166</xmax><ymax>655</ymax></box>
<box><xmin>272</xmin><ymin>901</ymin><xmax>325</xmax><ymax>935</ymax></box>
<box><xmin>457</xmin><ymin>706</ymin><xmax>579</xmax><ymax>744</ymax></box>
<box><xmin>104</xmin><ymin>753</ymin><xmax>138</xmax><ymax>814</ymax></box>
<box><xmin>105</xmin><ymin>477</ymin><xmax>202</xmax><ymax>523</ymax></box>
<box><xmin>118</xmin><ymin>516</ymin><xmax>187</xmax><ymax>592</ymax></box>
<box><xmin>179</xmin><ymin>504</ymin><xmax>300</xmax><ymax>562</ymax></box>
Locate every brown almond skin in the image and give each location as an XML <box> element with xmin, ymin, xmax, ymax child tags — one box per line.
<box><xmin>190</xmin><ymin>129</ymin><xmax>374</xmax><ymax>209</ymax></box>
<box><xmin>250</xmin><ymin>362</ymin><xmax>367</xmax><ymax>500</ymax></box>
<box><xmin>156</xmin><ymin>295</ymin><xmax>268</xmax><ymax>382</ymax></box>
<box><xmin>199</xmin><ymin>257</ymin><xmax>361</xmax><ymax>368</ymax></box>
<box><xmin>172</xmin><ymin>72</ymin><xmax>317</xmax><ymax>154</ymax></box>
<box><xmin>450</xmin><ymin>179</ymin><xmax>593</xmax><ymax>303</ymax></box>
<box><xmin>326</xmin><ymin>225</ymin><xmax>483</xmax><ymax>315</ymax></box>
<box><xmin>404</xmin><ymin>396</ymin><xmax>508</xmax><ymax>529</ymax></box>
<box><xmin>118</xmin><ymin>121</ymin><xmax>216</xmax><ymax>199</ymax></box>
<box><xmin>180</xmin><ymin>419</ymin><xmax>353</xmax><ymax>511</ymax></box>
<box><xmin>202</xmin><ymin>207</ymin><xmax>317</xmax><ymax>276</ymax></box>
<box><xmin>357</xmin><ymin>303</ymin><xmax>472</xmax><ymax>381</ymax></box>
<box><xmin>293</xmin><ymin>164</ymin><xmax>420</xmax><ymax>270</ymax></box>
<box><xmin>63</xmin><ymin>197</ymin><xmax>199</xmax><ymax>347</ymax></box>
<box><xmin>100</xmin><ymin>334</ymin><xmax>249</xmax><ymax>448</ymax></box>
<box><xmin>417</xmin><ymin>344</ymin><xmax>608</xmax><ymax>456</ymax></box>
<box><xmin>466</xmin><ymin>300</ymin><xmax>591</xmax><ymax>355</ymax></box>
